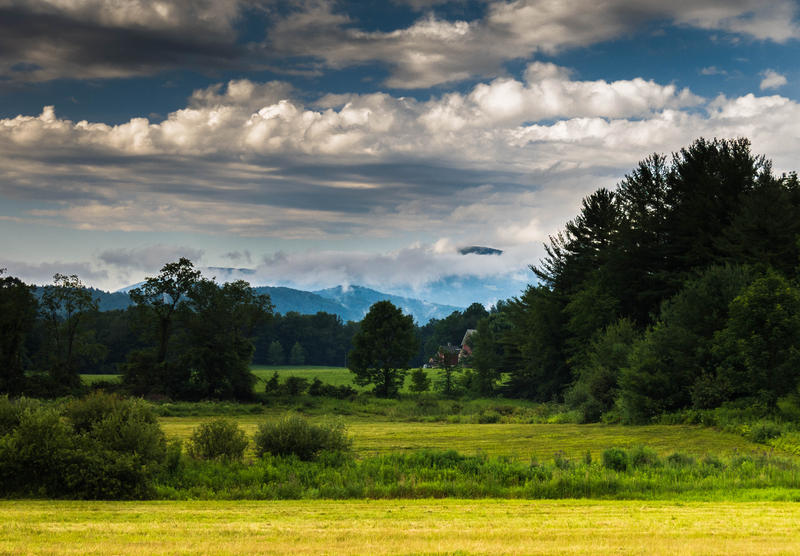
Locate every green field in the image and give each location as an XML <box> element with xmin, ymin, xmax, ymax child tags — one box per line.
<box><xmin>81</xmin><ymin>373</ymin><xmax>122</xmax><ymax>384</ymax></box>
<box><xmin>3</xmin><ymin>499</ymin><xmax>800</xmax><ymax>555</ymax></box>
<box><xmin>83</xmin><ymin>365</ymin><xmax>449</xmax><ymax>392</ymax></box>
<box><xmin>251</xmin><ymin>365</ymin><xmax>359</xmax><ymax>391</ymax></box>
<box><xmin>160</xmin><ymin>417</ymin><xmax>773</xmax><ymax>460</ymax></box>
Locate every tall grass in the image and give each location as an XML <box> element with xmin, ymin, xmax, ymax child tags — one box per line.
<box><xmin>154</xmin><ymin>445</ymin><xmax>800</xmax><ymax>501</ymax></box>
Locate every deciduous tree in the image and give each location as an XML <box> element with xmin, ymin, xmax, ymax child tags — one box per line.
<box><xmin>348</xmin><ymin>301</ymin><xmax>418</xmax><ymax>397</ymax></box>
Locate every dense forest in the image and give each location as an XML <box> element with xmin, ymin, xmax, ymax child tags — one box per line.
<box><xmin>469</xmin><ymin>137</ymin><xmax>800</xmax><ymax>422</ymax></box>
<box><xmin>3</xmin><ymin>137</ymin><xmax>800</xmax><ymax>424</ymax></box>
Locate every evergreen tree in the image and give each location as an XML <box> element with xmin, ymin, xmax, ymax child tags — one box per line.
<box><xmin>470</xmin><ymin>318</ymin><xmax>500</xmax><ymax>395</ymax></box>
<box><xmin>409</xmin><ymin>368</ymin><xmax>430</xmax><ymax>393</ymax></box>
<box><xmin>267</xmin><ymin>341</ymin><xmax>284</xmax><ymax>365</ymax></box>
<box><xmin>289</xmin><ymin>342</ymin><xmax>306</xmax><ymax>365</ymax></box>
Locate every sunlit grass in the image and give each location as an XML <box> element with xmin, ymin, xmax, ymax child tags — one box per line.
<box><xmin>81</xmin><ymin>374</ymin><xmax>121</xmax><ymax>384</ymax></box>
<box><xmin>3</xmin><ymin>499</ymin><xmax>800</xmax><ymax>555</ymax></box>
<box><xmin>251</xmin><ymin>365</ymin><xmax>358</xmax><ymax>391</ymax></box>
<box><xmin>160</xmin><ymin>418</ymin><xmax>773</xmax><ymax>460</ymax></box>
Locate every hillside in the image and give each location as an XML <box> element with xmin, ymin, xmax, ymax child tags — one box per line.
<box><xmin>74</xmin><ymin>283</ymin><xmax>464</xmax><ymax>323</ymax></box>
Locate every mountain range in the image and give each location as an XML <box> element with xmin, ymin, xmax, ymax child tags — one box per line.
<box><xmin>40</xmin><ymin>284</ymin><xmax>463</xmax><ymax>324</ymax></box>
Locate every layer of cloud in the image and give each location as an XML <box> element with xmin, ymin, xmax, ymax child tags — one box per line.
<box><xmin>3</xmin><ymin>0</ymin><xmax>798</xmax><ymax>85</ymax></box>
<box><xmin>0</xmin><ymin>0</ymin><xmax>245</xmax><ymax>81</ymax></box>
<box><xmin>98</xmin><ymin>244</ymin><xmax>205</xmax><ymax>270</ymax></box>
<box><xmin>760</xmin><ymin>69</ymin><xmax>788</xmax><ymax>90</ymax></box>
<box><xmin>0</xmin><ymin>259</ymin><xmax>108</xmax><ymax>286</ymax></box>
<box><xmin>267</xmin><ymin>0</ymin><xmax>800</xmax><ymax>88</ymax></box>
<box><xmin>2</xmin><ymin>66</ymin><xmax>800</xmax><ymax>292</ymax></box>
<box><xmin>0</xmin><ymin>66</ymin><xmax>708</xmax><ymax>244</ymax></box>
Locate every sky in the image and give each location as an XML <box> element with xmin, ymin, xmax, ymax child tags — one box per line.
<box><xmin>1</xmin><ymin>0</ymin><xmax>800</xmax><ymax>306</ymax></box>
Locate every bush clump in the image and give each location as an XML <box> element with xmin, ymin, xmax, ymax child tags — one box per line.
<box><xmin>0</xmin><ymin>392</ymin><xmax>167</xmax><ymax>499</ymax></box>
<box><xmin>602</xmin><ymin>447</ymin><xmax>629</xmax><ymax>471</ymax></box>
<box><xmin>666</xmin><ymin>452</ymin><xmax>696</xmax><ymax>467</ymax></box>
<box><xmin>629</xmin><ymin>445</ymin><xmax>660</xmax><ymax>468</ymax></box>
<box><xmin>254</xmin><ymin>413</ymin><xmax>351</xmax><ymax>460</ymax></box>
<box><xmin>187</xmin><ymin>418</ymin><xmax>249</xmax><ymax>462</ymax></box>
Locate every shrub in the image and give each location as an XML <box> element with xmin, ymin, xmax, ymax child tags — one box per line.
<box><xmin>409</xmin><ymin>368</ymin><xmax>431</xmax><ymax>393</ymax></box>
<box><xmin>264</xmin><ymin>371</ymin><xmax>280</xmax><ymax>394</ymax></box>
<box><xmin>254</xmin><ymin>414</ymin><xmax>351</xmax><ymax>460</ymax></box>
<box><xmin>553</xmin><ymin>450</ymin><xmax>571</xmax><ymax>470</ymax></box>
<box><xmin>602</xmin><ymin>448</ymin><xmax>629</xmax><ymax>471</ymax></box>
<box><xmin>307</xmin><ymin>378</ymin><xmax>325</xmax><ymax>397</ymax></box>
<box><xmin>478</xmin><ymin>410</ymin><xmax>501</xmax><ymax>424</ymax></box>
<box><xmin>187</xmin><ymin>418</ymin><xmax>249</xmax><ymax>462</ymax></box>
<box><xmin>284</xmin><ymin>376</ymin><xmax>309</xmax><ymax>396</ymax></box>
<box><xmin>67</xmin><ymin>393</ymin><xmax>166</xmax><ymax>467</ymax></box>
<box><xmin>666</xmin><ymin>452</ymin><xmax>696</xmax><ymax>467</ymax></box>
<box><xmin>748</xmin><ymin>420</ymin><xmax>783</xmax><ymax>444</ymax></box>
<box><xmin>0</xmin><ymin>394</ymin><xmax>172</xmax><ymax>499</ymax></box>
<box><xmin>0</xmin><ymin>404</ymin><xmax>73</xmax><ymax>496</ymax></box>
<box><xmin>307</xmin><ymin>379</ymin><xmax>357</xmax><ymax>399</ymax></box>
<box><xmin>65</xmin><ymin>391</ymin><xmax>124</xmax><ymax>433</ymax></box>
<box><xmin>629</xmin><ymin>445</ymin><xmax>660</xmax><ymax>468</ymax></box>
<box><xmin>0</xmin><ymin>396</ymin><xmax>41</xmax><ymax>437</ymax></box>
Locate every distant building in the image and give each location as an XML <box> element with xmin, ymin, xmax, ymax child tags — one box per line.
<box><xmin>428</xmin><ymin>329</ymin><xmax>478</xmax><ymax>367</ymax></box>
<box><xmin>459</xmin><ymin>329</ymin><xmax>477</xmax><ymax>363</ymax></box>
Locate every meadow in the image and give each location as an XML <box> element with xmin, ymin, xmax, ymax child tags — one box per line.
<box><xmin>4</xmin><ymin>499</ymin><xmax>800</xmax><ymax>555</ymax></box>
<box><xmin>6</xmin><ymin>371</ymin><xmax>800</xmax><ymax>554</ymax></box>
<box><xmin>159</xmin><ymin>418</ymin><xmax>761</xmax><ymax>460</ymax></box>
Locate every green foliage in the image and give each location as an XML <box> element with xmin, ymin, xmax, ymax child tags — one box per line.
<box><xmin>67</xmin><ymin>392</ymin><xmax>166</xmax><ymax>467</ymax></box>
<box><xmin>0</xmin><ymin>392</ymin><xmax>167</xmax><ymax>499</ymax></box>
<box><xmin>187</xmin><ymin>418</ymin><xmax>249</xmax><ymax>462</ymax></box>
<box><xmin>418</xmin><ymin>303</ymin><xmax>489</xmax><ymax>365</ymax></box>
<box><xmin>409</xmin><ymin>368</ymin><xmax>431</xmax><ymax>393</ymax></box>
<box><xmin>469</xmin><ymin>318</ymin><xmax>500</xmax><ymax>395</ymax></box>
<box><xmin>348</xmin><ymin>301</ymin><xmax>418</xmax><ymax>398</ymax></box>
<box><xmin>284</xmin><ymin>376</ymin><xmax>309</xmax><ymax>396</ymax></box>
<box><xmin>38</xmin><ymin>273</ymin><xmax>101</xmax><ymax>393</ymax></box>
<box><xmin>289</xmin><ymin>341</ymin><xmax>306</xmax><ymax>365</ymax></box>
<box><xmin>152</xmin><ymin>444</ymin><xmax>800</xmax><ymax>501</ymax></box>
<box><xmin>566</xmin><ymin>318</ymin><xmax>639</xmax><ymax>422</ymax></box>
<box><xmin>602</xmin><ymin>448</ymin><xmax>629</xmax><ymax>471</ymax></box>
<box><xmin>307</xmin><ymin>378</ymin><xmax>357</xmax><ymax>399</ymax></box>
<box><xmin>618</xmin><ymin>265</ymin><xmax>755</xmax><ymax>423</ymax></box>
<box><xmin>0</xmin><ymin>272</ymin><xmax>38</xmax><ymax>395</ymax></box>
<box><xmin>713</xmin><ymin>271</ymin><xmax>800</xmax><ymax>405</ymax></box>
<box><xmin>179</xmin><ymin>279</ymin><xmax>271</xmax><ymax>401</ymax></box>
<box><xmin>629</xmin><ymin>445</ymin><xmax>660</xmax><ymax>468</ymax></box>
<box><xmin>264</xmin><ymin>371</ymin><xmax>280</xmax><ymax>394</ymax></box>
<box><xmin>503</xmin><ymin>286</ymin><xmax>569</xmax><ymax>401</ymax></box>
<box><xmin>267</xmin><ymin>341</ymin><xmax>284</xmax><ymax>365</ymax></box>
<box><xmin>666</xmin><ymin>452</ymin><xmax>695</xmax><ymax>467</ymax></box>
<box><xmin>124</xmin><ymin>260</ymin><xmax>271</xmax><ymax>401</ymax></box>
<box><xmin>254</xmin><ymin>414</ymin><xmax>351</xmax><ymax>461</ymax></box>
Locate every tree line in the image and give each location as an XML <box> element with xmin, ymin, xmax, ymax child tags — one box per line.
<box><xmin>466</xmin><ymin>137</ymin><xmax>800</xmax><ymax>422</ymax></box>
<box><xmin>0</xmin><ymin>259</ymin><xmax>488</xmax><ymax>400</ymax></box>
<box><xmin>4</xmin><ymin>137</ymin><xmax>800</xmax><ymax>419</ymax></box>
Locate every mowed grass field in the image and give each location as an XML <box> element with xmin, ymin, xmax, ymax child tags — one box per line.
<box><xmin>160</xmin><ymin>417</ymin><xmax>770</xmax><ymax>460</ymax></box>
<box><xmin>4</xmin><ymin>499</ymin><xmax>800</xmax><ymax>555</ymax></box>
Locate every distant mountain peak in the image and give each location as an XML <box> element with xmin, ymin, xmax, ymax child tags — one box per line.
<box><xmin>459</xmin><ymin>246</ymin><xmax>503</xmax><ymax>256</ymax></box>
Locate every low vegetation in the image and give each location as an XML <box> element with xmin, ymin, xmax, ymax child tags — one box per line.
<box><xmin>186</xmin><ymin>418</ymin><xmax>249</xmax><ymax>462</ymax></box>
<box><xmin>2</xmin><ymin>393</ymin><xmax>798</xmax><ymax>501</ymax></box>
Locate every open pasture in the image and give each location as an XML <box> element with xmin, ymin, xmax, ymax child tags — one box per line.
<box><xmin>251</xmin><ymin>365</ymin><xmax>358</xmax><ymax>391</ymax></box>
<box><xmin>160</xmin><ymin>418</ymin><xmax>770</xmax><ymax>460</ymax></box>
<box><xmin>3</xmin><ymin>499</ymin><xmax>800</xmax><ymax>555</ymax></box>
